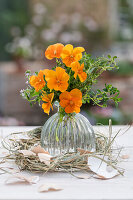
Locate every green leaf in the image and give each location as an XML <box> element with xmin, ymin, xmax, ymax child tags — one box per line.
<box><xmin>26</xmin><ymin>70</ymin><xmax>31</xmax><ymax>74</ymax></box>
<box><xmin>113</xmin><ymin>56</ymin><xmax>117</xmax><ymax>59</ymax></box>
<box><xmin>35</xmin><ymin>72</ymin><xmax>38</xmax><ymax>75</ymax></box>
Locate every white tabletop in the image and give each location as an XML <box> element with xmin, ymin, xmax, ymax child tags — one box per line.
<box><xmin>0</xmin><ymin>126</ymin><xmax>133</xmax><ymax>200</ymax></box>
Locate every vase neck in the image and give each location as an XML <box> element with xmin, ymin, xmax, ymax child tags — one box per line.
<box><xmin>54</xmin><ymin>101</ymin><xmax>60</xmax><ymax>112</ymax></box>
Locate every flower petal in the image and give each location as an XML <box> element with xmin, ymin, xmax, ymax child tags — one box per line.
<box><xmin>47</xmin><ymin>79</ymin><xmax>57</xmax><ymax>90</ymax></box>
<box><xmin>48</xmin><ymin>93</ymin><xmax>54</xmax><ymax>102</ymax></box>
<box><xmin>74</xmin><ymin>72</ymin><xmax>78</xmax><ymax>79</ymax></box>
<box><xmin>41</xmin><ymin>93</ymin><xmax>54</xmax><ymax>115</ymax></box>
<box><xmin>71</xmin><ymin>61</ymin><xmax>80</xmax><ymax>72</ymax></box>
<box><xmin>59</xmin><ymin>82</ymin><xmax>69</xmax><ymax>92</ymax></box>
<box><xmin>65</xmin><ymin>105</ymin><xmax>74</xmax><ymax>113</ymax></box>
<box><xmin>73</xmin><ymin>105</ymin><xmax>81</xmax><ymax>113</ymax></box>
<box><xmin>79</xmin><ymin>63</ymin><xmax>84</xmax><ymax>71</ymax></box>
<box><xmin>78</xmin><ymin>72</ymin><xmax>87</xmax><ymax>82</ymax></box>
<box><xmin>56</xmin><ymin>67</ymin><xmax>66</xmax><ymax>80</ymax></box>
<box><xmin>44</xmin><ymin>70</ymin><xmax>56</xmax><ymax>81</ymax></box>
<box><xmin>70</xmin><ymin>89</ymin><xmax>82</xmax><ymax>99</ymax></box>
<box><xmin>74</xmin><ymin>53</ymin><xmax>83</xmax><ymax>61</ymax></box>
<box><xmin>62</xmin><ymin>57</ymin><xmax>74</xmax><ymax>67</ymax></box>
<box><xmin>30</xmin><ymin>75</ymin><xmax>37</xmax><ymax>87</ymax></box>
<box><xmin>42</xmin><ymin>93</ymin><xmax>54</xmax><ymax>103</ymax></box>
<box><xmin>45</xmin><ymin>43</ymin><xmax>64</xmax><ymax>59</ymax></box>
<box><xmin>55</xmin><ymin>43</ymin><xmax>64</xmax><ymax>58</ymax></box>
<box><xmin>42</xmin><ymin>102</ymin><xmax>51</xmax><ymax>115</ymax></box>
<box><xmin>59</xmin><ymin>91</ymin><xmax>71</xmax><ymax>101</ymax></box>
<box><xmin>45</xmin><ymin>45</ymin><xmax>55</xmax><ymax>60</ymax></box>
<box><xmin>29</xmin><ymin>71</ymin><xmax>45</xmax><ymax>92</ymax></box>
<box><xmin>59</xmin><ymin>89</ymin><xmax>82</xmax><ymax>114</ymax></box>
<box><xmin>73</xmin><ymin>47</ymin><xmax>85</xmax><ymax>55</ymax></box>
<box><xmin>60</xmin><ymin>99</ymin><xmax>69</xmax><ymax>108</ymax></box>
<box><xmin>61</xmin><ymin>44</ymin><xmax>73</xmax><ymax>59</ymax></box>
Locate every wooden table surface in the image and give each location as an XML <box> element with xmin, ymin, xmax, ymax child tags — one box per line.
<box><xmin>0</xmin><ymin>126</ymin><xmax>133</xmax><ymax>200</ymax></box>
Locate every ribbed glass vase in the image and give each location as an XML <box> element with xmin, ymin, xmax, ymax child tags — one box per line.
<box><xmin>41</xmin><ymin>104</ymin><xmax>95</xmax><ymax>156</ymax></box>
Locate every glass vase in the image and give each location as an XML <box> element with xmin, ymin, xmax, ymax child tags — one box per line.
<box><xmin>41</xmin><ymin>104</ymin><xmax>95</xmax><ymax>156</ymax></box>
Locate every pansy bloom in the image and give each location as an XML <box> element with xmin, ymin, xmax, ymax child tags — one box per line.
<box><xmin>44</xmin><ymin>67</ymin><xmax>69</xmax><ymax>92</ymax></box>
<box><xmin>71</xmin><ymin>61</ymin><xmax>87</xmax><ymax>82</ymax></box>
<box><xmin>59</xmin><ymin>89</ymin><xmax>82</xmax><ymax>113</ymax></box>
<box><xmin>61</xmin><ymin>44</ymin><xmax>85</xmax><ymax>67</ymax></box>
<box><xmin>42</xmin><ymin>92</ymin><xmax>54</xmax><ymax>115</ymax></box>
<box><xmin>30</xmin><ymin>71</ymin><xmax>45</xmax><ymax>92</ymax></box>
<box><xmin>45</xmin><ymin>43</ymin><xmax>64</xmax><ymax>60</ymax></box>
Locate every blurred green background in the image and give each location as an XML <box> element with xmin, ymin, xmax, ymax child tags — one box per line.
<box><xmin>0</xmin><ymin>0</ymin><xmax>133</xmax><ymax>126</ymax></box>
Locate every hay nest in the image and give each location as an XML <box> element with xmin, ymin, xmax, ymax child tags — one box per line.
<box><xmin>2</xmin><ymin>124</ymin><xmax>125</xmax><ymax>177</ymax></box>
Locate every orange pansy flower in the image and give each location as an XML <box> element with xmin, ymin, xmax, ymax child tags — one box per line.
<box><xmin>42</xmin><ymin>92</ymin><xmax>54</xmax><ymax>115</ymax></box>
<box><xmin>59</xmin><ymin>89</ymin><xmax>82</xmax><ymax>113</ymax></box>
<box><xmin>43</xmin><ymin>67</ymin><xmax>69</xmax><ymax>92</ymax></box>
<box><xmin>71</xmin><ymin>61</ymin><xmax>87</xmax><ymax>82</ymax></box>
<box><xmin>45</xmin><ymin>43</ymin><xmax>64</xmax><ymax>60</ymax></box>
<box><xmin>61</xmin><ymin>44</ymin><xmax>85</xmax><ymax>67</ymax></box>
<box><xmin>30</xmin><ymin>71</ymin><xmax>45</xmax><ymax>92</ymax></box>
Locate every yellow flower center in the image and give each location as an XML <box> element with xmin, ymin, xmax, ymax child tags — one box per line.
<box><xmin>56</xmin><ymin>80</ymin><xmax>60</xmax><ymax>85</ymax></box>
<box><xmin>70</xmin><ymin>100</ymin><xmax>74</xmax><ymax>105</ymax></box>
<box><xmin>54</xmin><ymin>50</ymin><xmax>57</xmax><ymax>55</ymax></box>
<box><xmin>70</xmin><ymin>55</ymin><xmax>73</xmax><ymax>58</ymax></box>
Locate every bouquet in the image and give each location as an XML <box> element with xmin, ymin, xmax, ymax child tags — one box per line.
<box><xmin>21</xmin><ymin>43</ymin><xmax>121</xmax><ymax>116</ymax></box>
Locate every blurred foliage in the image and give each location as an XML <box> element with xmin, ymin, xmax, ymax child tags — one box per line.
<box><xmin>84</xmin><ymin>106</ymin><xmax>131</xmax><ymax>125</ymax></box>
<box><xmin>1</xmin><ymin>0</ymin><xmax>133</xmax><ymax>60</ymax></box>
<box><xmin>4</xmin><ymin>0</ymin><xmax>108</xmax><ymax>60</ymax></box>
<box><xmin>117</xmin><ymin>0</ymin><xmax>133</xmax><ymax>41</ymax></box>
<box><xmin>0</xmin><ymin>0</ymin><xmax>30</xmax><ymax>60</ymax></box>
<box><xmin>111</xmin><ymin>61</ymin><xmax>133</xmax><ymax>76</ymax></box>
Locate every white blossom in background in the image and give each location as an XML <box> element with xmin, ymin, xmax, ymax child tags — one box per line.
<box><xmin>41</xmin><ymin>29</ymin><xmax>56</xmax><ymax>41</ymax></box>
<box><xmin>60</xmin><ymin>32</ymin><xmax>73</xmax><ymax>43</ymax></box>
<box><xmin>71</xmin><ymin>31</ymin><xmax>82</xmax><ymax>42</ymax></box>
<box><xmin>0</xmin><ymin>117</ymin><xmax>24</xmax><ymax>126</ymax></box>
<box><xmin>59</xmin><ymin>14</ymin><xmax>69</xmax><ymax>25</ymax></box>
<box><xmin>25</xmin><ymin>24</ymin><xmax>36</xmax><ymax>37</ymax></box>
<box><xmin>32</xmin><ymin>15</ymin><xmax>44</xmax><ymax>26</ymax></box>
<box><xmin>5</xmin><ymin>37</ymin><xmax>21</xmax><ymax>53</ymax></box>
<box><xmin>5</xmin><ymin>36</ymin><xmax>32</xmax><ymax>57</ymax></box>
<box><xmin>5</xmin><ymin>43</ymin><xmax>14</xmax><ymax>53</ymax></box>
<box><xmin>121</xmin><ymin>26</ymin><xmax>133</xmax><ymax>40</ymax></box>
<box><xmin>18</xmin><ymin>37</ymin><xmax>31</xmax><ymax>48</ymax></box>
<box><xmin>51</xmin><ymin>22</ymin><xmax>63</xmax><ymax>34</ymax></box>
<box><xmin>32</xmin><ymin>46</ymin><xmax>43</xmax><ymax>59</ymax></box>
<box><xmin>71</xmin><ymin>12</ymin><xmax>81</xmax><ymax>27</ymax></box>
<box><xmin>34</xmin><ymin>3</ymin><xmax>47</xmax><ymax>15</ymax></box>
<box><xmin>6</xmin><ymin>1</ymin><xmax>106</xmax><ymax>60</ymax></box>
<box><xmin>60</xmin><ymin>31</ymin><xmax>82</xmax><ymax>43</ymax></box>
<box><xmin>84</xmin><ymin>17</ymin><xmax>98</xmax><ymax>32</ymax></box>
